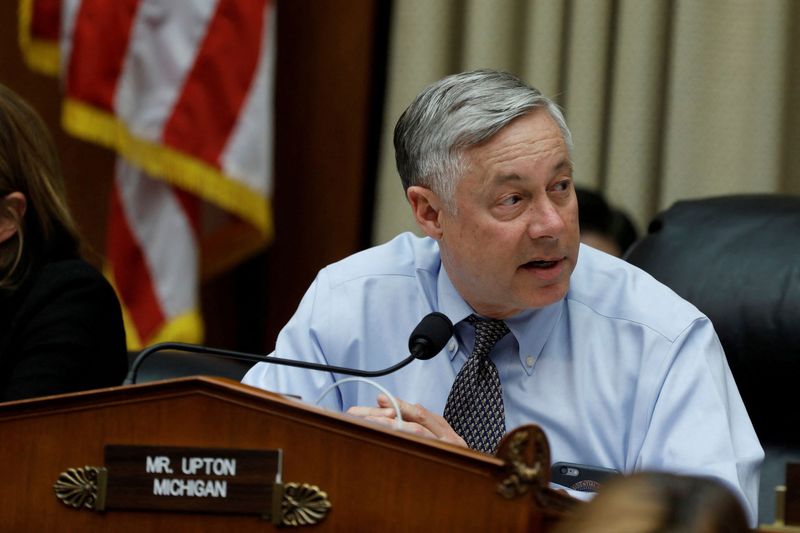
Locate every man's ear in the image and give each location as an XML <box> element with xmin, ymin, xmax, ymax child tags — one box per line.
<box><xmin>0</xmin><ymin>192</ymin><xmax>26</xmax><ymax>244</ymax></box>
<box><xmin>407</xmin><ymin>186</ymin><xmax>444</xmax><ymax>239</ymax></box>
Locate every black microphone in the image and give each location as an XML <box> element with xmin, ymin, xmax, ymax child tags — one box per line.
<box><xmin>408</xmin><ymin>311</ymin><xmax>453</xmax><ymax>359</ymax></box>
<box><xmin>124</xmin><ymin>312</ymin><xmax>454</xmax><ymax>385</ymax></box>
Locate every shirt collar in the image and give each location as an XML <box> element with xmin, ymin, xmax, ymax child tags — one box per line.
<box><xmin>436</xmin><ymin>264</ymin><xmax>474</xmax><ymax>331</ymax></box>
<box><xmin>435</xmin><ymin>263</ymin><xmax>564</xmax><ymax>371</ymax></box>
<box><xmin>505</xmin><ymin>301</ymin><xmax>563</xmax><ymax>375</ymax></box>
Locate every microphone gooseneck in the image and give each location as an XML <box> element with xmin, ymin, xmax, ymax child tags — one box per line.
<box><xmin>126</xmin><ymin>312</ymin><xmax>455</xmax><ymax>385</ymax></box>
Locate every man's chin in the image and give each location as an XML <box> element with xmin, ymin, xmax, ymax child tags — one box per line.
<box><xmin>520</xmin><ymin>281</ymin><xmax>570</xmax><ymax>309</ymax></box>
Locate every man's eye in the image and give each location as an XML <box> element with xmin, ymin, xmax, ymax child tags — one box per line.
<box><xmin>500</xmin><ymin>195</ymin><xmax>522</xmax><ymax>206</ymax></box>
<box><xmin>551</xmin><ymin>180</ymin><xmax>571</xmax><ymax>192</ymax></box>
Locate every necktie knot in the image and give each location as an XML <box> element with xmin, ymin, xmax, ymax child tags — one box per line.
<box><xmin>466</xmin><ymin>315</ymin><xmax>510</xmax><ymax>356</ymax></box>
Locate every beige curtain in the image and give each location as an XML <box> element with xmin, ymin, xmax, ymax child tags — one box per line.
<box><xmin>374</xmin><ymin>0</ymin><xmax>800</xmax><ymax>245</ymax></box>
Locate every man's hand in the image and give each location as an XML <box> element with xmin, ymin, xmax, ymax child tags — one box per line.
<box><xmin>346</xmin><ymin>394</ymin><xmax>467</xmax><ymax>448</ymax></box>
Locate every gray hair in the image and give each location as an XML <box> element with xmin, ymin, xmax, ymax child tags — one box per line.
<box><xmin>394</xmin><ymin>69</ymin><xmax>573</xmax><ymax>207</ymax></box>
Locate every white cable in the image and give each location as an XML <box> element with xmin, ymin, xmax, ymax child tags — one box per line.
<box><xmin>314</xmin><ymin>377</ymin><xmax>404</xmax><ymax>431</ymax></box>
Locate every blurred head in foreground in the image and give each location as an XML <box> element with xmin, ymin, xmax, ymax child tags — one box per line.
<box><xmin>553</xmin><ymin>472</ymin><xmax>749</xmax><ymax>533</ymax></box>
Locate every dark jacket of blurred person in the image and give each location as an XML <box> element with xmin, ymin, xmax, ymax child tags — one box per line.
<box><xmin>0</xmin><ymin>83</ymin><xmax>127</xmax><ymax>401</ymax></box>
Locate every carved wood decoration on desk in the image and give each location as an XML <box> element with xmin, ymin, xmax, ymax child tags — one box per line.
<box><xmin>495</xmin><ymin>424</ymin><xmax>581</xmax><ymax>523</ymax></box>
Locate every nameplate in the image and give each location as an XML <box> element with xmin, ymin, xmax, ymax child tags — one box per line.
<box><xmin>102</xmin><ymin>445</ymin><xmax>282</xmax><ymax>517</ymax></box>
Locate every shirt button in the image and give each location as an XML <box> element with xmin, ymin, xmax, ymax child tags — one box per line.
<box><xmin>526</xmin><ymin>356</ymin><xmax>535</xmax><ymax>367</ymax></box>
<box><xmin>448</xmin><ymin>340</ymin><xmax>457</xmax><ymax>352</ymax></box>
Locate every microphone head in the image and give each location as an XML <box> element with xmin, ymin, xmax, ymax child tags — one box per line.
<box><xmin>408</xmin><ymin>312</ymin><xmax>454</xmax><ymax>360</ymax></box>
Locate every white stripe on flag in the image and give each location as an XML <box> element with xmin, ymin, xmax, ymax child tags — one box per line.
<box><xmin>59</xmin><ymin>0</ymin><xmax>83</xmax><ymax>77</ymax></box>
<box><xmin>115</xmin><ymin>158</ymin><xmax>198</xmax><ymax>318</ymax></box>
<box><xmin>219</xmin><ymin>0</ymin><xmax>275</xmax><ymax>196</ymax></box>
<box><xmin>114</xmin><ymin>0</ymin><xmax>219</xmax><ymax>141</ymax></box>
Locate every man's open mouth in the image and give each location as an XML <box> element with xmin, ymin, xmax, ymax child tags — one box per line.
<box><xmin>522</xmin><ymin>259</ymin><xmax>562</xmax><ymax>269</ymax></box>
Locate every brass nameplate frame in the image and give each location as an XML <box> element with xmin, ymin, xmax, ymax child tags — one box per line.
<box><xmin>53</xmin><ymin>445</ymin><xmax>331</xmax><ymax>526</ymax></box>
<box><xmin>53</xmin><ymin>445</ymin><xmax>282</xmax><ymax>522</ymax></box>
<box><xmin>104</xmin><ymin>445</ymin><xmax>282</xmax><ymax>519</ymax></box>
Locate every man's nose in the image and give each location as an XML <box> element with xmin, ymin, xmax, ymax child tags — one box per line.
<box><xmin>526</xmin><ymin>198</ymin><xmax>566</xmax><ymax>239</ymax></box>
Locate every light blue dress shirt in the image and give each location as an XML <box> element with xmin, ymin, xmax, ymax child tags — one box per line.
<box><xmin>243</xmin><ymin>232</ymin><xmax>763</xmax><ymax>524</ymax></box>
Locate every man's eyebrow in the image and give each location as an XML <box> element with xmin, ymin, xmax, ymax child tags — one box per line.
<box><xmin>554</xmin><ymin>159</ymin><xmax>574</xmax><ymax>175</ymax></box>
<box><xmin>492</xmin><ymin>173</ymin><xmax>522</xmax><ymax>185</ymax></box>
<box><xmin>491</xmin><ymin>160</ymin><xmax>573</xmax><ymax>184</ymax></box>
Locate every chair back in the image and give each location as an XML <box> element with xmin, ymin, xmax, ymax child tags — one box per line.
<box><xmin>126</xmin><ymin>349</ymin><xmax>254</xmax><ymax>384</ymax></box>
<box><xmin>625</xmin><ymin>194</ymin><xmax>800</xmax><ymax>524</ymax></box>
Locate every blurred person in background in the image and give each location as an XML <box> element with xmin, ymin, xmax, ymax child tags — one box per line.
<box><xmin>0</xmin><ymin>84</ymin><xmax>127</xmax><ymax>401</ymax></box>
<box><xmin>576</xmin><ymin>186</ymin><xmax>638</xmax><ymax>257</ymax></box>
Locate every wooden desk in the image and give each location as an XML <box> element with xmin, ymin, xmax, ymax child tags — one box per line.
<box><xmin>0</xmin><ymin>377</ymin><xmax>574</xmax><ymax>531</ymax></box>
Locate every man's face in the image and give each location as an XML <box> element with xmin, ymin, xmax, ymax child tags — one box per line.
<box><xmin>437</xmin><ymin>108</ymin><xmax>579</xmax><ymax>319</ymax></box>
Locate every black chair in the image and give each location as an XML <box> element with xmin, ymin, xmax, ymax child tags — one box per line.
<box><xmin>126</xmin><ymin>346</ymin><xmax>255</xmax><ymax>385</ymax></box>
<box><xmin>625</xmin><ymin>194</ymin><xmax>800</xmax><ymax>525</ymax></box>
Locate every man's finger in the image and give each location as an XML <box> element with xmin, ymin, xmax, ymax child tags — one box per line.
<box><xmin>346</xmin><ymin>405</ymin><xmax>396</xmax><ymax>419</ymax></box>
<box><xmin>376</xmin><ymin>394</ymin><xmax>466</xmax><ymax>447</ymax></box>
<box><xmin>364</xmin><ymin>416</ymin><xmax>436</xmax><ymax>439</ymax></box>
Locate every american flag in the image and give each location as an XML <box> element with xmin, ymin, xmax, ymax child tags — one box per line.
<box><xmin>20</xmin><ymin>0</ymin><xmax>276</xmax><ymax>348</ymax></box>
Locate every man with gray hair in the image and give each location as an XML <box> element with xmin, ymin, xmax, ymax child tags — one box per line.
<box><xmin>243</xmin><ymin>70</ymin><xmax>762</xmax><ymax>524</ymax></box>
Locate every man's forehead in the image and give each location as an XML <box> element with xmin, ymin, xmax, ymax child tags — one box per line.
<box><xmin>485</xmin><ymin>157</ymin><xmax>573</xmax><ymax>184</ymax></box>
<box><xmin>467</xmin><ymin>133</ymin><xmax>572</xmax><ymax>179</ymax></box>
<box><xmin>473</xmin><ymin>110</ymin><xmax>564</xmax><ymax>150</ymax></box>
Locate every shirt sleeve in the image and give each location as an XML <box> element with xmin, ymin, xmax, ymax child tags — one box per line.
<box><xmin>242</xmin><ymin>268</ymin><xmax>343</xmax><ymax>410</ymax></box>
<box><xmin>635</xmin><ymin>317</ymin><xmax>764</xmax><ymax>526</ymax></box>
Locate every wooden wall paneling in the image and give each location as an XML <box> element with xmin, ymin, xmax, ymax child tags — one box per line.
<box><xmin>256</xmin><ymin>0</ymin><xmax>388</xmax><ymax>349</ymax></box>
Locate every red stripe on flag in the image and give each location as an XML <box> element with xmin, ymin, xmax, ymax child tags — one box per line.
<box><xmin>65</xmin><ymin>0</ymin><xmax>140</xmax><ymax>111</ymax></box>
<box><xmin>106</xmin><ymin>180</ymin><xmax>166</xmax><ymax>341</ymax></box>
<box><xmin>30</xmin><ymin>0</ymin><xmax>61</xmax><ymax>41</ymax></box>
<box><xmin>161</xmin><ymin>0</ymin><xmax>267</xmax><ymax>165</ymax></box>
<box><xmin>173</xmin><ymin>187</ymin><xmax>202</xmax><ymax>235</ymax></box>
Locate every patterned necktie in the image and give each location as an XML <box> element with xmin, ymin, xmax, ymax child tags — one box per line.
<box><xmin>443</xmin><ymin>314</ymin><xmax>510</xmax><ymax>454</ymax></box>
